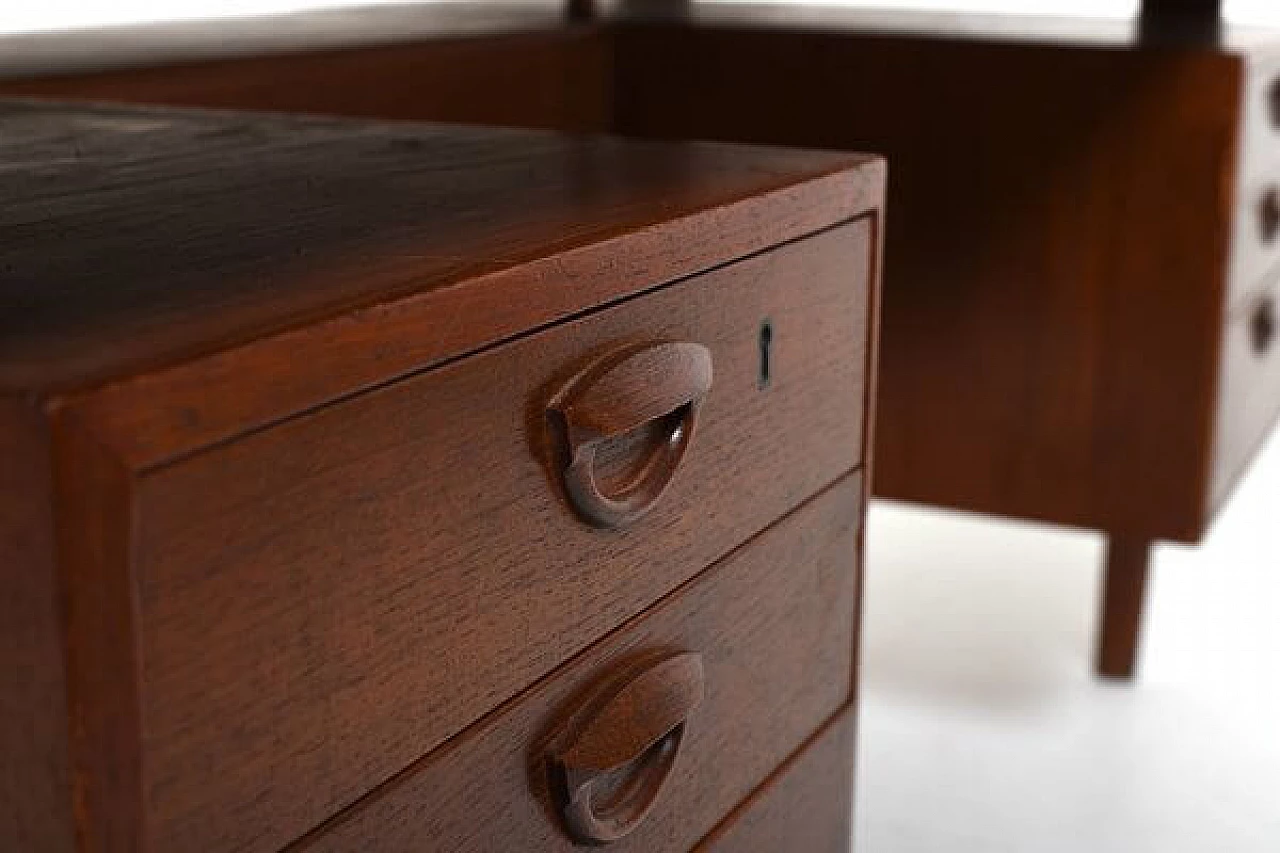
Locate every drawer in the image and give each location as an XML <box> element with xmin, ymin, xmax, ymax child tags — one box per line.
<box><xmin>1210</xmin><ymin>282</ymin><xmax>1280</xmax><ymax>511</ymax></box>
<box><xmin>695</xmin><ymin>708</ymin><xmax>855</xmax><ymax>853</ymax></box>
<box><xmin>293</xmin><ymin>474</ymin><xmax>862</xmax><ymax>852</ymax></box>
<box><xmin>132</xmin><ymin>222</ymin><xmax>873</xmax><ymax>852</ymax></box>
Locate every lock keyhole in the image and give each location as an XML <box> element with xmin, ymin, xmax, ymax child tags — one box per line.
<box><xmin>758</xmin><ymin>319</ymin><xmax>773</xmax><ymax>389</ymax></box>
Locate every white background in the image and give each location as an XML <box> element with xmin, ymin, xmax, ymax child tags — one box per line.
<box><xmin>5</xmin><ymin>0</ymin><xmax>1280</xmax><ymax>36</ymax></box>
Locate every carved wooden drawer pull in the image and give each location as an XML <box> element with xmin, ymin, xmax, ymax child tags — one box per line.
<box><xmin>548</xmin><ymin>342</ymin><xmax>713</xmax><ymax>528</ymax></box>
<box><xmin>548</xmin><ymin>652</ymin><xmax>705</xmax><ymax>845</ymax></box>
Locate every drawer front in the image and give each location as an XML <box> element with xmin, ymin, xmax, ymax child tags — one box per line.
<box><xmin>695</xmin><ymin>709</ymin><xmax>855</xmax><ymax>853</ymax></box>
<box><xmin>294</xmin><ymin>474</ymin><xmax>862</xmax><ymax>853</ymax></box>
<box><xmin>133</xmin><ymin>222</ymin><xmax>872</xmax><ymax>852</ymax></box>
<box><xmin>1211</xmin><ymin>282</ymin><xmax>1280</xmax><ymax>511</ymax></box>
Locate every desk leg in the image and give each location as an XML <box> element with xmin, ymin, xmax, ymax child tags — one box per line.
<box><xmin>1096</xmin><ymin>535</ymin><xmax>1153</xmax><ymax>679</ymax></box>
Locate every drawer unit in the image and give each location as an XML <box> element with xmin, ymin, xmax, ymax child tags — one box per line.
<box><xmin>0</xmin><ymin>101</ymin><xmax>883</xmax><ymax>853</ymax></box>
<box><xmin>137</xmin><ymin>223</ymin><xmax>871</xmax><ymax>853</ymax></box>
<box><xmin>294</xmin><ymin>475</ymin><xmax>862</xmax><ymax>853</ymax></box>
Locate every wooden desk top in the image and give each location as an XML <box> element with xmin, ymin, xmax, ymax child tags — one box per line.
<box><xmin>0</xmin><ymin>100</ymin><xmax>879</xmax><ymax>395</ymax></box>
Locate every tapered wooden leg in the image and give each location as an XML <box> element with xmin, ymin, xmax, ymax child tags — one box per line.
<box><xmin>1095</xmin><ymin>535</ymin><xmax>1153</xmax><ymax>679</ymax></box>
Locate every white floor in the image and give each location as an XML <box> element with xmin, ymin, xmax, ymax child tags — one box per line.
<box><xmin>856</xmin><ymin>430</ymin><xmax>1280</xmax><ymax>852</ymax></box>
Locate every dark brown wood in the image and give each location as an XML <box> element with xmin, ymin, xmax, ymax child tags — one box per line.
<box><xmin>0</xmin><ymin>5</ymin><xmax>609</xmax><ymax>132</ymax></box>
<box><xmin>8</xmin><ymin>30</ymin><xmax>609</xmax><ymax>131</ymax></box>
<box><xmin>549</xmin><ymin>341</ymin><xmax>713</xmax><ymax>528</ymax></box>
<box><xmin>695</xmin><ymin>708</ymin><xmax>855</xmax><ymax>853</ymax></box>
<box><xmin>550</xmin><ymin>652</ymin><xmax>705</xmax><ymax>844</ymax></box>
<box><xmin>131</xmin><ymin>222</ymin><xmax>871</xmax><ymax>853</ymax></box>
<box><xmin>0</xmin><ymin>101</ymin><xmax>876</xmax><ymax>402</ymax></box>
<box><xmin>0</xmin><ymin>102</ymin><xmax>883</xmax><ymax>851</ymax></box>
<box><xmin>0</xmin><ymin>400</ymin><xmax>74</xmax><ymax>853</ymax></box>
<box><xmin>49</xmin><ymin>412</ymin><xmax>148</xmax><ymax>853</ymax></box>
<box><xmin>0</xmin><ymin>32</ymin><xmax>892</xmax><ymax>848</ymax></box>
<box><xmin>4</xmin><ymin>4</ymin><xmax>1271</xmax><ymax>544</ymax></box>
<box><xmin>288</xmin><ymin>474</ymin><xmax>862</xmax><ymax>853</ymax></box>
<box><xmin>1097</xmin><ymin>536</ymin><xmax>1155</xmax><ymax>679</ymax></box>
<box><xmin>603</xmin><ymin>8</ymin><xmax>1280</xmax><ymax>681</ymax></box>
<box><xmin>612</xmin><ymin>13</ymin><xmax>1254</xmax><ymax>545</ymax></box>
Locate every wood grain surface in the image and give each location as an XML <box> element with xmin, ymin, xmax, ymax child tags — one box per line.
<box><xmin>129</xmin><ymin>222</ymin><xmax>870</xmax><ymax>853</ymax></box>
<box><xmin>288</xmin><ymin>474</ymin><xmax>862</xmax><ymax>853</ymax></box>
<box><xmin>0</xmin><ymin>100</ymin><xmax>876</xmax><ymax>398</ymax></box>
<box><xmin>1</xmin><ymin>28</ymin><xmax>612</xmax><ymax>133</ymax></box>
<box><xmin>0</xmin><ymin>400</ymin><xmax>74</xmax><ymax>853</ymax></box>
<box><xmin>51</xmin><ymin>410</ymin><xmax>154</xmax><ymax>853</ymax></box>
<box><xmin>1096</xmin><ymin>535</ymin><xmax>1154</xmax><ymax>679</ymax></box>
<box><xmin>0</xmin><ymin>104</ymin><xmax>882</xmax><ymax>852</ymax></box>
<box><xmin>614</xmin><ymin>19</ymin><xmax>1244</xmax><ymax>542</ymax></box>
<box><xmin>695</xmin><ymin>707</ymin><xmax>855</xmax><ymax>853</ymax></box>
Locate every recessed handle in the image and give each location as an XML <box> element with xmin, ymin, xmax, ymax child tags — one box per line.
<box><xmin>549</xmin><ymin>652</ymin><xmax>705</xmax><ymax>845</ymax></box>
<box><xmin>548</xmin><ymin>342</ymin><xmax>713</xmax><ymax>528</ymax></box>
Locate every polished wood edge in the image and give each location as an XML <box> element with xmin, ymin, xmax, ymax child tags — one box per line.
<box><xmin>0</xmin><ymin>398</ymin><xmax>75</xmax><ymax>853</ymax></box>
<box><xmin>692</xmin><ymin>702</ymin><xmax>856</xmax><ymax>851</ymax></box>
<box><xmin>48</xmin><ymin>403</ymin><xmax>145</xmax><ymax>851</ymax></box>
<box><xmin>854</xmin><ymin>207</ymin><xmax>883</xmax><ymax>699</ymax></box>
<box><xmin>56</xmin><ymin>176</ymin><xmax>885</xmax><ymax>474</ymax></box>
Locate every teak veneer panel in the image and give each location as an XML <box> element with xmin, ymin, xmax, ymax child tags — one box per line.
<box><xmin>19</xmin><ymin>5</ymin><xmax>1276</xmax><ymax>543</ymax></box>
<box><xmin>695</xmin><ymin>707</ymin><xmax>856</xmax><ymax>853</ymax></box>
<box><xmin>0</xmin><ymin>101</ymin><xmax>875</xmax><ymax>396</ymax></box>
<box><xmin>0</xmin><ymin>401</ymin><xmax>74</xmax><ymax>853</ymax></box>
<box><xmin>613</xmin><ymin>17</ymin><xmax>1250</xmax><ymax>541</ymax></box>
<box><xmin>0</xmin><ymin>102</ymin><xmax>879</xmax><ymax>474</ymax></box>
<box><xmin>133</xmin><ymin>222</ymin><xmax>871</xmax><ymax>853</ymax></box>
<box><xmin>0</xmin><ymin>102</ymin><xmax>885</xmax><ymax>852</ymax></box>
<box><xmin>293</xmin><ymin>475</ymin><xmax>862</xmax><ymax>853</ymax></box>
<box><xmin>1</xmin><ymin>27</ymin><xmax>613</xmax><ymax>134</ymax></box>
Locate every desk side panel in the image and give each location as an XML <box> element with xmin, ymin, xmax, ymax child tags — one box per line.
<box><xmin>0</xmin><ymin>398</ymin><xmax>74</xmax><ymax>852</ymax></box>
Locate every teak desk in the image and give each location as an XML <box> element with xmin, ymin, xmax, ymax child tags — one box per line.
<box><xmin>9</xmin><ymin>0</ymin><xmax>1277</xmax><ymax>682</ymax></box>
<box><xmin>0</xmin><ymin>0</ymin><xmax>1274</xmax><ymax>719</ymax></box>
<box><xmin>0</xmin><ymin>101</ymin><xmax>884</xmax><ymax>851</ymax></box>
